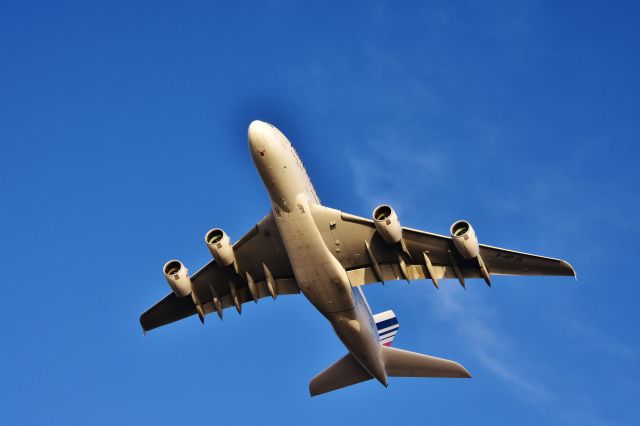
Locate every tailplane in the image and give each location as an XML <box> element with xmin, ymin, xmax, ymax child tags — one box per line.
<box><xmin>381</xmin><ymin>345</ymin><xmax>471</xmax><ymax>378</ymax></box>
<box><xmin>309</xmin><ymin>352</ymin><xmax>372</xmax><ymax>396</ymax></box>
<box><xmin>309</xmin><ymin>345</ymin><xmax>470</xmax><ymax>396</ymax></box>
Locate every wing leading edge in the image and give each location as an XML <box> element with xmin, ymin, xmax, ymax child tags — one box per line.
<box><xmin>309</xmin><ymin>205</ymin><xmax>575</xmax><ymax>288</ymax></box>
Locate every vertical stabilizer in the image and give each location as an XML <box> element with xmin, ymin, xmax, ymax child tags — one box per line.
<box><xmin>373</xmin><ymin>310</ymin><xmax>399</xmax><ymax>346</ymax></box>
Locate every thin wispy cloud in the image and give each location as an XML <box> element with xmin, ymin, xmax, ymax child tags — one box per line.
<box><xmin>348</xmin><ymin>142</ymin><xmax>446</xmax><ymax>214</ymax></box>
<box><xmin>434</xmin><ymin>288</ymin><xmax>553</xmax><ymax>403</ymax></box>
<box><xmin>559</xmin><ymin>315</ymin><xmax>637</xmax><ymax>363</ymax></box>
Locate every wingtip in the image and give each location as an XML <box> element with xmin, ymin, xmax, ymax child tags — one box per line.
<box><xmin>139</xmin><ymin>317</ymin><xmax>147</xmax><ymax>335</ymax></box>
<box><xmin>562</xmin><ymin>259</ymin><xmax>578</xmax><ymax>281</ymax></box>
<box><xmin>309</xmin><ymin>383</ymin><xmax>321</xmax><ymax>397</ymax></box>
<box><xmin>456</xmin><ymin>362</ymin><xmax>472</xmax><ymax>378</ymax></box>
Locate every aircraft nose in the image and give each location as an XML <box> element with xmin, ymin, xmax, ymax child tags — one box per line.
<box><xmin>248</xmin><ymin>120</ymin><xmax>268</xmax><ymax>150</ymax></box>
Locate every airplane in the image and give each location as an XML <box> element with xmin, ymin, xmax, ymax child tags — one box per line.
<box><xmin>140</xmin><ymin>120</ymin><xmax>576</xmax><ymax>396</ymax></box>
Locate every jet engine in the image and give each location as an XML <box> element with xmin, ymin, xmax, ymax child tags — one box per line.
<box><xmin>450</xmin><ymin>220</ymin><xmax>480</xmax><ymax>259</ymax></box>
<box><xmin>373</xmin><ymin>204</ymin><xmax>402</xmax><ymax>244</ymax></box>
<box><xmin>163</xmin><ymin>260</ymin><xmax>192</xmax><ymax>297</ymax></box>
<box><xmin>205</xmin><ymin>228</ymin><xmax>236</xmax><ymax>267</ymax></box>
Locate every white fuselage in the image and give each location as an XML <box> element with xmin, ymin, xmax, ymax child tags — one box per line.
<box><xmin>248</xmin><ymin>120</ymin><xmax>387</xmax><ymax>386</ymax></box>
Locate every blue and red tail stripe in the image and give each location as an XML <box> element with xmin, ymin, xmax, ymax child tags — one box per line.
<box><xmin>373</xmin><ymin>310</ymin><xmax>399</xmax><ymax>346</ymax></box>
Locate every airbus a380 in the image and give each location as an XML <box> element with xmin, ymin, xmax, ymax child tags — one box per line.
<box><xmin>141</xmin><ymin>120</ymin><xmax>575</xmax><ymax>396</ymax></box>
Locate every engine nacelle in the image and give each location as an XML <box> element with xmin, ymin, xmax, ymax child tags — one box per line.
<box><xmin>205</xmin><ymin>228</ymin><xmax>236</xmax><ymax>267</ymax></box>
<box><xmin>163</xmin><ymin>260</ymin><xmax>192</xmax><ymax>297</ymax></box>
<box><xmin>373</xmin><ymin>205</ymin><xmax>402</xmax><ymax>244</ymax></box>
<box><xmin>450</xmin><ymin>220</ymin><xmax>480</xmax><ymax>259</ymax></box>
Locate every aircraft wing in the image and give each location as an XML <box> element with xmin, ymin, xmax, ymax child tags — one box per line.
<box><xmin>140</xmin><ymin>213</ymin><xmax>299</xmax><ymax>333</ymax></box>
<box><xmin>310</xmin><ymin>205</ymin><xmax>575</xmax><ymax>288</ymax></box>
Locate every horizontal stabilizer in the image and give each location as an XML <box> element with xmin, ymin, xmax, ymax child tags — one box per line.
<box><xmin>381</xmin><ymin>345</ymin><xmax>471</xmax><ymax>378</ymax></box>
<box><xmin>309</xmin><ymin>353</ymin><xmax>372</xmax><ymax>396</ymax></box>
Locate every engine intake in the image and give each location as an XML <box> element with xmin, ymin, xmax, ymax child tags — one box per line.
<box><xmin>373</xmin><ymin>204</ymin><xmax>402</xmax><ymax>244</ymax></box>
<box><xmin>163</xmin><ymin>259</ymin><xmax>192</xmax><ymax>297</ymax></box>
<box><xmin>450</xmin><ymin>220</ymin><xmax>480</xmax><ymax>259</ymax></box>
<box><xmin>205</xmin><ymin>228</ymin><xmax>236</xmax><ymax>267</ymax></box>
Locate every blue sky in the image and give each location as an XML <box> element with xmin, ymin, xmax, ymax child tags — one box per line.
<box><xmin>1</xmin><ymin>1</ymin><xmax>639</xmax><ymax>425</ymax></box>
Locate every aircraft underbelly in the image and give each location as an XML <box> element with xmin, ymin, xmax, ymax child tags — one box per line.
<box><xmin>274</xmin><ymin>196</ymin><xmax>354</xmax><ymax>314</ymax></box>
<box><xmin>274</xmin><ymin>197</ymin><xmax>387</xmax><ymax>383</ymax></box>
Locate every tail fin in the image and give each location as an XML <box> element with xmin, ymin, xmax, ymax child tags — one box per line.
<box><xmin>373</xmin><ymin>310</ymin><xmax>399</xmax><ymax>346</ymax></box>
